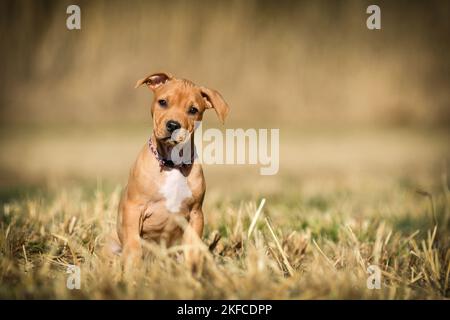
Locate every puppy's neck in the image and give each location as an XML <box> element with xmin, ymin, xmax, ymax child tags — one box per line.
<box><xmin>151</xmin><ymin>134</ymin><xmax>172</xmax><ymax>160</ymax></box>
<box><xmin>150</xmin><ymin>133</ymin><xmax>195</xmax><ymax>162</ymax></box>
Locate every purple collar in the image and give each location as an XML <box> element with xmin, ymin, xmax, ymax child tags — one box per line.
<box><xmin>148</xmin><ymin>137</ymin><xmax>193</xmax><ymax>169</ymax></box>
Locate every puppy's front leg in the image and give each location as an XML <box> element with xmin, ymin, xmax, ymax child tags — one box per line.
<box><xmin>182</xmin><ymin>207</ymin><xmax>204</xmax><ymax>271</ymax></box>
<box><xmin>120</xmin><ymin>201</ymin><xmax>143</xmax><ymax>271</ymax></box>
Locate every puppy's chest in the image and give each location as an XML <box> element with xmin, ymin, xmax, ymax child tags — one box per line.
<box><xmin>156</xmin><ymin>169</ymin><xmax>193</xmax><ymax>214</ymax></box>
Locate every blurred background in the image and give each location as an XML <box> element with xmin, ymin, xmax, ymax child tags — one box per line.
<box><xmin>0</xmin><ymin>0</ymin><xmax>448</xmax><ymax>200</ymax></box>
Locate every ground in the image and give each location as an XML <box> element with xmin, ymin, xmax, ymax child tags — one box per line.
<box><xmin>0</xmin><ymin>125</ymin><xmax>448</xmax><ymax>299</ymax></box>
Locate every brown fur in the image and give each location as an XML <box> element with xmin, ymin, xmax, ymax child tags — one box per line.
<box><xmin>111</xmin><ymin>72</ymin><xmax>229</xmax><ymax>269</ymax></box>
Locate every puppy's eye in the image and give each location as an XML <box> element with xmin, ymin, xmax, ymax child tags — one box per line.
<box><xmin>188</xmin><ymin>106</ymin><xmax>198</xmax><ymax>115</ymax></box>
<box><xmin>158</xmin><ymin>99</ymin><xmax>167</xmax><ymax>107</ymax></box>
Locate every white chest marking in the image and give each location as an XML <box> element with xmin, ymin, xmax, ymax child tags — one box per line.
<box><xmin>160</xmin><ymin>169</ymin><xmax>193</xmax><ymax>213</ymax></box>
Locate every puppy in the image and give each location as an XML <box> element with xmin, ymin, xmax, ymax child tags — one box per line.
<box><xmin>113</xmin><ymin>72</ymin><xmax>229</xmax><ymax>268</ymax></box>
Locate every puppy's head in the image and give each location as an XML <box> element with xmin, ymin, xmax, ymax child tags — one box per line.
<box><xmin>136</xmin><ymin>72</ymin><xmax>229</xmax><ymax>146</ymax></box>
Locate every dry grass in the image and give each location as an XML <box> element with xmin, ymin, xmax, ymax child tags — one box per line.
<box><xmin>0</xmin><ymin>124</ymin><xmax>449</xmax><ymax>299</ymax></box>
<box><xmin>0</xmin><ymin>0</ymin><xmax>449</xmax><ymax>300</ymax></box>
<box><xmin>0</xmin><ymin>169</ymin><xmax>448</xmax><ymax>299</ymax></box>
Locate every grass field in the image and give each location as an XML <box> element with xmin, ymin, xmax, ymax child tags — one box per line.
<box><xmin>0</xmin><ymin>0</ymin><xmax>448</xmax><ymax>300</ymax></box>
<box><xmin>0</xmin><ymin>125</ymin><xmax>448</xmax><ymax>299</ymax></box>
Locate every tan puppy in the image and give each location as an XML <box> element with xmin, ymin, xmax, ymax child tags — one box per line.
<box><xmin>113</xmin><ymin>72</ymin><xmax>229</xmax><ymax>268</ymax></box>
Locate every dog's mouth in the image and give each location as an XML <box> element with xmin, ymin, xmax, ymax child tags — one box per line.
<box><xmin>157</xmin><ymin>129</ymin><xmax>192</xmax><ymax>146</ymax></box>
<box><xmin>156</xmin><ymin>135</ymin><xmax>176</xmax><ymax>146</ymax></box>
<box><xmin>159</xmin><ymin>136</ymin><xmax>171</xmax><ymax>142</ymax></box>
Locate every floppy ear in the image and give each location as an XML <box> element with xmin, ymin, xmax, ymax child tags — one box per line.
<box><xmin>200</xmin><ymin>87</ymin><xmax>230</xmax><ymax>124</ymax></box>
<box><xmin>135</xmin><ymin>72</ymin><xmax>173</xmax><ymax>90</ymax></box>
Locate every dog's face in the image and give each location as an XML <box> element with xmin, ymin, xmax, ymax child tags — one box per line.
<box><xmin>136</xmin><ymin>72</ymin><xmax>229</xmax><ymax>145</ymax></box>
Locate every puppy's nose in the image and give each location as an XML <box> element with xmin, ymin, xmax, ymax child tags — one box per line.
<box><xmin>166</xmin><ymin>120</ymin><xmax>181</xmax><ymax>133</ymax></box>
